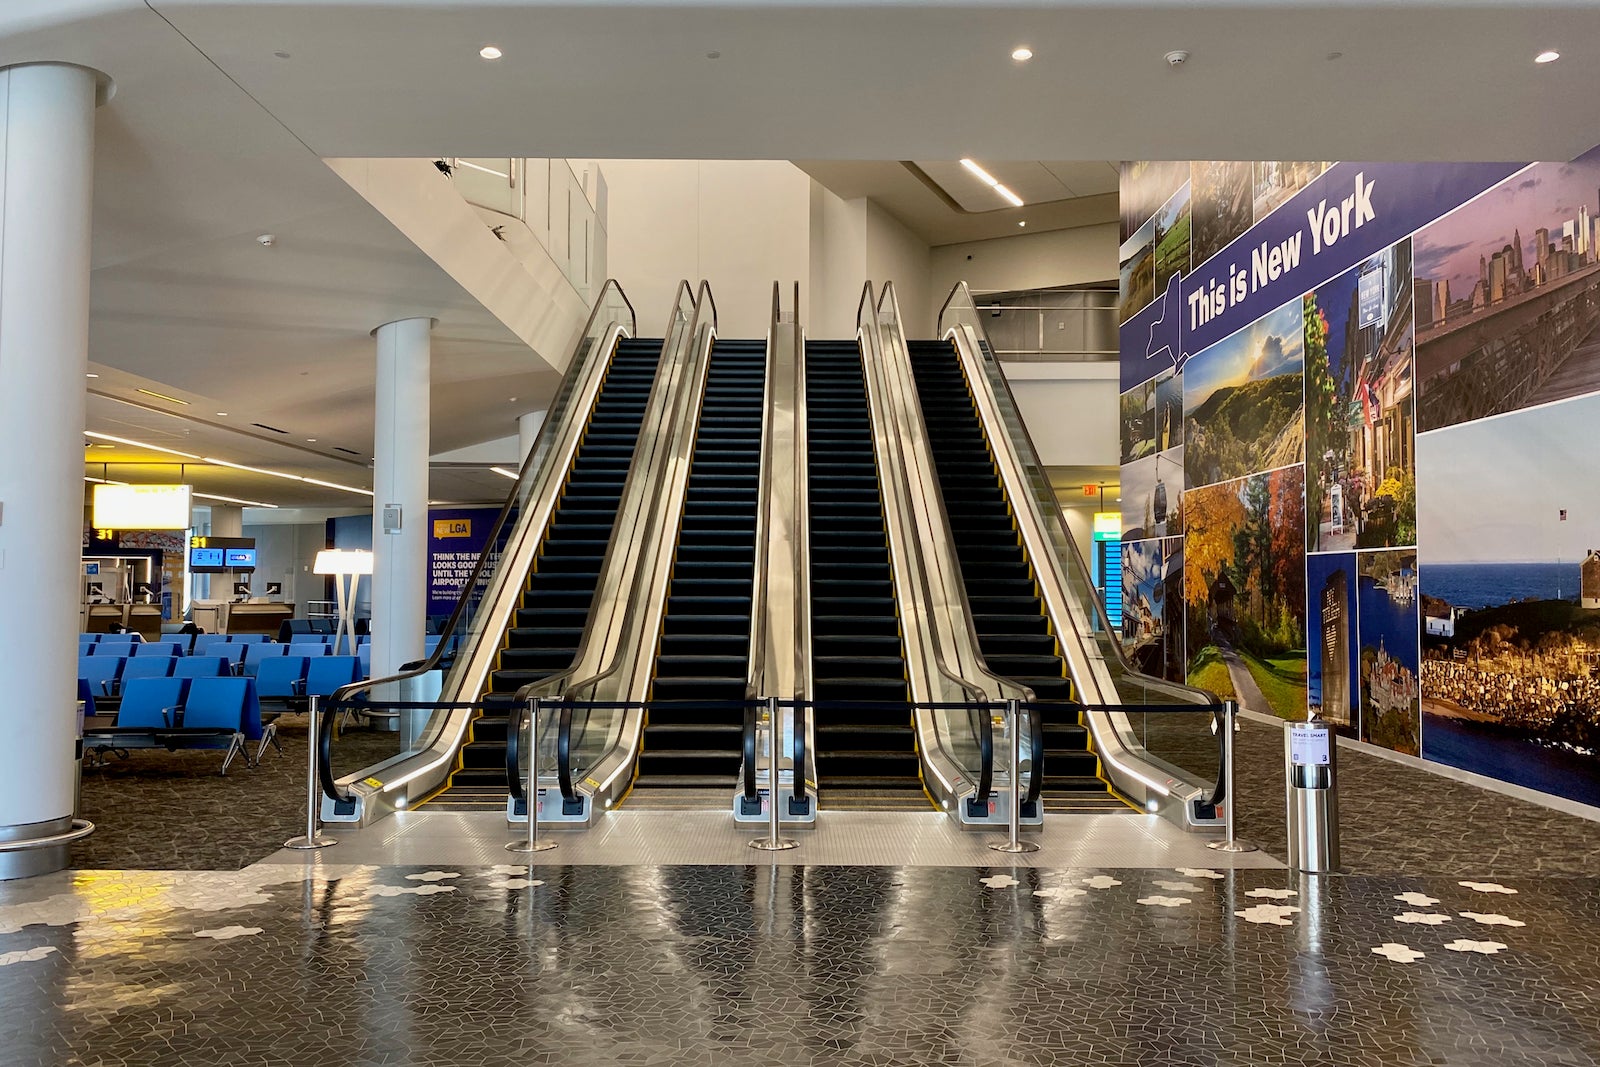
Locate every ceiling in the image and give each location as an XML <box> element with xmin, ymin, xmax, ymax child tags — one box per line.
<box><xmin>796</xmin><ymin>160</ymin><xmax>1119</xmax><ymax>244</ymax></box>
<box><xmin>2</xmin><ymin>0</ymin><xmax>1598</xmax><ymax>508</ymax></box>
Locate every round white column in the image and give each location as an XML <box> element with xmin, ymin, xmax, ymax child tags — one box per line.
<box><xmin>0</xmin><ymin>63</ymin><xmax>103</xmax><ymax>878</ymax></box>
<box><xmin>517</xmin><ymin>409</ymin><xmax>547</xmax><ymax>464</ymax></box>
<box><xmin>371</xmin><ymin>317</ymin><xmax>432</xmax><ymax>682</ymax></box>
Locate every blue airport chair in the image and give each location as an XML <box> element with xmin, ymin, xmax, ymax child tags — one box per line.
<box><xmin>172</xmin><ymin>677</ymin><xmax>251</xmax><ymax>773</ymax></box>
<box><xmin>228</xmin><ymin>633</ymin><xmax>268</xmax><ymax>644</ymax></box>
<box><xmin>79</xmin><ymin>656</ymin><xmax>124</xmax><ymax>698</ymax></box>
<box><xmin>173</xmin><ymin>656</ymin><xmax>229</xmax><ymax>680</ymax></box>
<box><xmin>132</xmin><ymin>640</ymin><xmax>184</xmax><ymax>658</ymax></box>
<box><xmin>193</xmin><ymin>634</ymin><xmax>231</xmax><ymax>656</ymax></box>
<box><xmin>119</xmin><ymin>656</ymin><xmax>175</xmax><ymax>691</ymax></box>
<box><xmin>287</xmin><ymin>642</ymin><xmax>330</xmax><ymax>659</ymax></box>
<box><xmin>85</xmin><ymin>677</ymin><xmax>190</xmax><ymax>757</ymax></box>
<box><xmin>255</xmin><ymin>656</ymin><xmax>310</xmax><ymax>705</ymax></box>
<box><xmin>239</xmin><ymin>643</ymin><xmax>289</xmax><ymax>676</ymax></box>
<box><xmin>304</xmin><ymin>656</ymin><xmax>359</xmax><ymax>700</ymax></box>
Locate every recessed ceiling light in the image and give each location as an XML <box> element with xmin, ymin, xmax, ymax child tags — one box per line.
<box><xmin>1018</xmin><ymin>220</ymin><xmax>1027</xmax><ymax>228</ymax></box>
<box><xmin>136</xmin><ymin>387</ymin><xmax>189</xmax><ymax>405</ymax></box>
<box><xmin>1011</xmin><ymin>46</ymin><xmax>1033</xmax><ymax>62</ymax></box>
<box><xmin>306</xmin><ymin>438</ymin><xmax>317</xmax><ymax>443</ymax></box>
<box><xmin>215</xmin><ymin>412</ymin><xmax>228</xmax><ymax>417</ymax></box>
<box><xmin>1536</xmin><ymin>50</ymin><xmax>1560</xmax><ymax>64</ymax></box>
<box><xmin>479</xmin><ymin>45</ymin><xmax>503</xmax><ymax>60</ymax></box>
<box><xmin>993</xmin><ymin>183</ymin><xmax>1025</xmax><ymax>208</ymax></box>
<box><xmin>86</xmin><ymin>372</ymin><xmax>99</xmax><ymax>378</ymax></box>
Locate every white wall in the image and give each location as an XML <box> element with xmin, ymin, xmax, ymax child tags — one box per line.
<box><xmin>930</xmin><ymin>222</ymin><xmax>1118</xmax><ymax>317</ymax></box>
<box><xmin>600</xmin><ymin>160</ymin><xmax>815</xmax><ymax>338</ymax></box>
<box><xmin>1002</xmin><ymin>361</ymin><xmax>1119</xmax><ymax>468</ymax></box>
<box><xmin>864</xmin><ymin>201</ymin><xmax>933</xmax><ymax>338</ymax></box>
<box><xmin>245</xmin><ymin>522</ymin><xmax>328</xmax><ymax>611</ymax></box>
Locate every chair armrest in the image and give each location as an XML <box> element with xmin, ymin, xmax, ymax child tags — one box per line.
<box><xmin>162</xmin><ymin>705</ymin><xmax>181</xmax><ymax>728</ymax></box>
<box><xmin>293</xmin><ymin>679</ymin><xmax>306</xmax><ymax>695</ymax></box>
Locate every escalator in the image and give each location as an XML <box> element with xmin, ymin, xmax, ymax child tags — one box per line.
<box><xmin>804</xmin><ymin>340</ymin><xmax>922</xmax><ymax>798</ymax></box>
<box><xmin>908</xmin><ymin>339</ymin><xmax>1117</xmax><ymax>807</ymax></box>
<box><xmin>434</xmin><ymin>337</ymin><xmax>662</xmax><ymax>806</ymax></box>
<box><xmin>635</xmin><ymin>338</ymin><xmax>767</xmax><ymax>789</ymax></box>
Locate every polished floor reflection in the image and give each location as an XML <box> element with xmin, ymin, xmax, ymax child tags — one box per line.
<box><xmin>2</xmin><ymin>862</ymin><xmax>1596</xmax><ymax>1066</ymax></box>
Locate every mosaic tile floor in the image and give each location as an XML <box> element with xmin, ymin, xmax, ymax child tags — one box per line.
<box><xmin>2</xmin><ymin>862</ymin><xmax>1597</xmax><ymax>1066</ymax></box>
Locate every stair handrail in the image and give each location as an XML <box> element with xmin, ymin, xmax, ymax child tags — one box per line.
<box><xmin>937</xmin><ymin>280</ymin><xmax>1222</xmax><ymax>816</ymax></box>
<box><xmin>318</xmin><ymin>280</ymin><xmax>636</xmax><ymax>807</ymax></box>
<box><xmin>511</xmin><ymin>280</ymin><xmax>720</xmax><ymax>811</ymax></box>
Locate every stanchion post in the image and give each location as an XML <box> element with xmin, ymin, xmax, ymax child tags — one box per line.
<box><xmin>285</xmin><ymin>695</ymin><xmax>336</xmax><ymax>850</ymax></box>
<box><xmin>508</xmin><ymin>697</ymin><xmax>557</xmax><ymax>854</ymax></box>
<box><xmin>1207</xmin><ymin>699</ymin><xmax>1258</xmax><ymax>854</ymax></box>
<box><xmin>990</xmin><ymin>698</ymin><xmax>1039</xmax><ymax>854</ymax></box>
<box><xmin>750</xmin><ymin>697</ymin><xmax>797</xmax><ymax>852</ymax></box>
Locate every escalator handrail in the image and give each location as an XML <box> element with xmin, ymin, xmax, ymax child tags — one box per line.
<box><xmin>938</xmin><ymin>281</ymin><xmax>1224</xmax><ymax>807</ymax></box>
<box><xmin>1025</xmin><ymin>701</ymin><xmax>1046</xmax><ymax>808</ymax></box>
<box><xmin>854</xmin><ymin>282</ymin><xmax>985</xmax><ymax>711</ymax></box>
<box><xmin>513</xmin><ymin>278</ymin><xmax>700</xmax><ymax>800</ymax></box>
<box><xmin>506</xmin><ymin>701</ymin><xmax>526</xmax><ymax>803</ymax></box>
<box><xmin>938</xmin><ymin>281</ymin><xmax>1218</xmax><ymax>708</ymax></box>
<box><xmin>877</xmin><ymin>281</ymin><xmax>1033</xmax><ymax>709</ymax></box>
<box><xmin>318</xmin><ymin>280</ymin><xmax>637</xmax><ymax>805</ymax></box>
<box><xmin>517</xmin><ymin>281</ymin><xmax>719</xmax><ymax>804</ymax></box>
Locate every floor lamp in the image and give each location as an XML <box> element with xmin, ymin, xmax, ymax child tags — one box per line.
<box><xmin>313</xmin><ymin>549</ymin><xmax>373</xmax><ymax>656</ymax></box>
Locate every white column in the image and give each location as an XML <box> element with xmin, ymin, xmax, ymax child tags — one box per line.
<box><xmin>518</xmin><ymin>409</ymin><xmax>547</xmax><ymax>464</ymax></box>
<box><xmin>0</xmin><ymin>63</ymin><xmax>102</xmax><ymax>878</ymax></box>
<box><xmin>371</xmin><ymin>317</ymin><xmax>432</xmax><ymax>681</ymax></box>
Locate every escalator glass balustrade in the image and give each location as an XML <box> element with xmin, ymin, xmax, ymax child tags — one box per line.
<box><xmin>434</xmin><ymin>338</ymin><xmax>662</xmax><ymax>807</ymax></box>
<box><xmin>909</xmin><ymin>339</ymin><xmax>1119</xmax><ymax>808</ymax></box>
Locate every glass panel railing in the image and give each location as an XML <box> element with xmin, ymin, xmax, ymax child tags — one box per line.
<box><xmin>862</xmin><ymin>283</ymin><xmax>1027</xmax><ymax>817</ymax></box>
<box><xmin>521</xmin><ymin>281</ymin><xmax>713</xmax><ymax>813</ymax></box>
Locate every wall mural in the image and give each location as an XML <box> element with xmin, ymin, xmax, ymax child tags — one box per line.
<box><xmin>1119</xmin><ymin>149</ymin><xmax>1600</xmax><ymax>807</ymax></box>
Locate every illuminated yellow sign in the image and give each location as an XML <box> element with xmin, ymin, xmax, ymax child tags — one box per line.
<box><xmin>433</xmin><ymin>518</ymin><xmax>472</xmax><ymax>539</ymax></box>
<box><xmin>1093</xmin><ymin>511</ymin><xmax>1122</xmax><ymax>541</ymax></box>
<box><xmin>91</xmin><ymin>484</ymin><xmax>192</xmax><ymax>530</ymax></box>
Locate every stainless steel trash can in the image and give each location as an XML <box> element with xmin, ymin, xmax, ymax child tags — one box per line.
<box><xmin>1284</xmin><ymin>718</ymin><xmax>1339</xmax><ymax>873</ymax></box>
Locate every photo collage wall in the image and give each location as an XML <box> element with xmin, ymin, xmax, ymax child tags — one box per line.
<box><xmin>1119</xmin><ymin>151</ymin><xmax>1600</xmax><ymax>806</ymax></box>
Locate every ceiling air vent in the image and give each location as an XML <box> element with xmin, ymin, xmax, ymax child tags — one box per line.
<box><xmin>252</xmin><ymin>422</ymin><xmax>290</xmax><ymax>435</ymax></box>
<box><xmin>334</xmin><ymin>446</ymin><xmax>361</xmax><ymax>456</ymax></box>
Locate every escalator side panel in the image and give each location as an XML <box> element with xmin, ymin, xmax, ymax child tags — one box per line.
<box><xmin>440</xmin><ymin>338</ymin><xmax>663</xmax><ymax>800</ymax></box>
<box><xmin>909</xmin><ymin>339</ymin><xmax>1110</xmax><ymax>797</ymax></box>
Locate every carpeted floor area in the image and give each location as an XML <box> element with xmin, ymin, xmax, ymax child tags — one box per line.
<box><xmin>69</xmin><ymin>718</ymin><xmax>397</xmax><ymax>871</ymax></box>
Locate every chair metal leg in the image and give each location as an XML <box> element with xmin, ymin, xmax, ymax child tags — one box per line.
<box><xmin>221</xmin><ymin>734</ymin><xmax>242</xmax><ymax>776</ymax></box>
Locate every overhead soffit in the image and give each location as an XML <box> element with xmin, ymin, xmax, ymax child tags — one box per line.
<box><xmin>1</xmin><ymin>0</ymin><xmax>1597</xmax><ymax>507</ymax></box>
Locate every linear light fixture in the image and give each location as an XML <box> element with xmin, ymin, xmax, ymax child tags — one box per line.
<box><xmin>136</xmin><ymin>388</ymin><xmax>190</xmax><ymax>406</ymax></box>
<box><xmin>489</xmin><ymin>466</ymin><xmax>519</xmax><ymax>480</ymax></box>
<box><xmin>82</xmin><ymin>430</ymin><xmax>371</xmax><ymax>498</ymax></box>
<box><xmin>959</xmin><ymin>158</ymin><xmax>1026</xmax><ymax>207</ymax></box>
<box><xmin>84</xmin><ymin>431</ymin><xmax>201</xmax><ymax>460</ymax></box>
<box><xmin>193</xmin><ymin>491</ymin><xmax>279</xmax><ymax>509</ymax></box>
